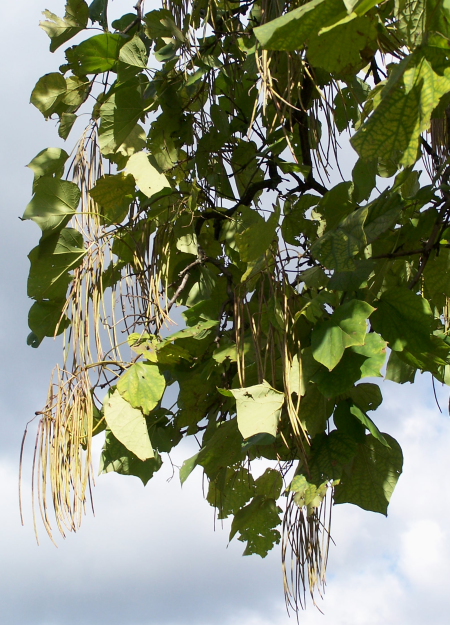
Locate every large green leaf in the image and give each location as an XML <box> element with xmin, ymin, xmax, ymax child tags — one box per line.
<box><xmin>313</xmin><ymin>350</ymin><xmax>368</xmax><ymax>397</ymax></box>
<box><xmin>352</xmin><ymin>50</ymin><xmax>450</xmax><ymax>167</ymax></box>
<box><xmin>348</xmin><ymin>402</ymin><xmax>390</xmax><ymax>447</ymax></box>
<box><xmin>89</xmin><ymin>173</ymin><xmax>135</xmax><ymax>223</ymax></box>
<box><xmin>385</xmin><ymin>349</ymin><xmax>416</xmax><ymax>383</ymax></box>
<box><xmin>370</xmin><ymin>287</ymin><xmax>434</xmax><ymax>353</ymax></box>
<box><xmin>364</xmin><ymin>192</ymin><xmax>404</xmax><ymax>243</ymax></box>
<box><xmin>219</xmin><ymin>381</ymin><xmax>285</xmax><ymax>440</ymax></box>
<box><xmin>424</xmin><ymin>248</ymin><xmax>450</xmax><ymax>299</ymax></box>
<box><xmin>255</xmin><ymin>468</ymin><xmax>283</xmax><ymax>499</ymax></box>
<box><xmin>176</xmin><ymin>365</ymin><xmax>221</xmax><ymax>429</ymax></box>
<box><xmin>310</xmin><ymin>431</ymin><xmax>358</xmax><ymax>482</ymax></box>
<box><xmin>125</xmin><ymin>152</ymin><xmax>171</xmax><ymax>198</ymax></box>
<box><xmin>254</xmin><ymin>0</ymin><xmax>344</xmax><ymax>50</ymax></box>
<box><xmin>61</xmin><ymin>75</ymin><xmax>91</xmax><ymax>111</ymax></box>
<box><xmin>119</xmin><ymin>34</ymin><xmax>149</xmax><ymax>68</ymax></box>
<box><xmin>308</xmin><ymin>14</ymin><xmax>377</xmax><ymax>74</ymax></box>
<box><xmin>117</xmin><ymin>362</ymin><xmax>166</xmax><ymax>414</ymax></box>
<box><xmin>311</xmin><ymin>299</ymin><xmax>374</xmax><ymax>370</ymax></box>
<box><xmin>27</xmin><ymin>228</ymin><xmax>86</xmax><ymax>300</ymax></box>
<box><xmin>334</xmin><ymin>434</ymin><xmax>403</xmax><ymax>515</ymax></box>
<box><xmin>28</xmin><ymin>300</ymin><xmax>70</xmax><ymax>345</ymax></box>
<box><xmin>66</xmin><ymin>33</ymin><xmax>123</xmax><ymax>74</ymax></box>
<box><xmin>40</xmin><ymin>0</ymin><xmax>89</xmax><ymax>52</ymax></box>
<box><xmin>103</xmin><ymin>389</ymin><xmax>154</xmax><ymax>461</ymax></box>
<box><xmin>351</xmin><ymin>332</ymin><xmax>387</xmax><ymax>378</ymax></box>
<box><xmin>207</xmin><ymin>467</ymin><xmax>256</xmax><ymax>519</ymax></box>
<box><xmin>99</xmin><ymin>81</ymin><xmax>147</xmax><ymax>154</ymax></box>
<box><xmin>164</xmin><ymin>319</ymin><xmax>219</xmax><ymax>342</ymax></box>
<box><xmin>23</xmin><ymin>177</ymin><xmax>80</xmax><ymax>236</ymax></box>
<box><xmin>197</xmin><ymin>419</ymin><xmax>244</xmax><ymax>480</ymax></box>
<box><xmin>352</xmin><ymin>157</ymin><xmax>376</xmax><ymax>202</ymax></box>
<box><xmin>30</xmin><ymin>73</ymin><xmax>67</xmax><ymax>118</ymax></box>
<box><xmin>27</xmin><ymin>148</ymin><xmax>69</xmax><ymax>181</ymax></box>
<box><xmin>100</xmin><ymin>431</ymin><xmax>161</xmax><ymax>485</ymax></box>
<box><xmin>59</xmin><ymin>113</ymin><xmax>77</xmax><ymax>140</ymax></box>
<box><xmin>348</xmin><ymin>382</ymin><xmax>383</xmax><ymax>412</ymax></box>
<box><xmin>328</xmin><ymin>259</ymin><xmax>375</xmax><ymax>291</ymax></box>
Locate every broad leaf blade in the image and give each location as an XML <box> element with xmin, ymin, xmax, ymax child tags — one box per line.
<box><xmin>334</xmin><ymin>434</ymin><xmax>403</xmax><ymax>515</ymax></box>
<box><xmin>117</xmin><ymin>362</ymin><xmax>166</xmax><ymax>414</ymax></box>
<box><xmin>311</xmin><ymin>299</ymin><xmax>374</xmax><ymax>370</ymax></box>
<box><xmin>104</xmin><ymin>389</ymin><xmax>154</xmax><ymax>461</ymax></box>
<box><xmin>125</xmin><ymin>152</ymin><xmax>171</xmax><ymax>198</ymax></box>
<box><xmin>23</xmin><ymin>177</ymin><xmax>81</xmax><ymax>236</ymax></box>
<box><xmin>220</xmin><ymin>381</ymin><xmax>285</xmax><ymax>439</ymax></box>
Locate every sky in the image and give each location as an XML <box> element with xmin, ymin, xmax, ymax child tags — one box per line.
<box><xmin>1</xmin><ymin>1</ymin><xmax>450</xmax><ymax>624</ymax></box>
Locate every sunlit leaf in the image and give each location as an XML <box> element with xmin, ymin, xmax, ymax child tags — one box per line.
<box><xmin>219</xmin><ymin>381</ymin><xmax>285</xmax><ymax>440</ymax></box>
<box><xmin>117</xmin><ymin>362</ymin><xmax>166</xmax><ymax>414</ymax></box>
<box><xmin>311</xmin><ymin>299</ymin><xmax>374</xmax><ymax>370</ymax></box>
<box><xmin>125</xmin><ymin>151</ymin><xmax>171</xmax><ymax>197</ymax></box>
<box><xmin>104</xmin><ymin>389</ymin><xmax>154</xmax><ymax>461</ymax></box>
<box><xmin>30</xmin><ymin>73</ymin><xmax>67</xmax><ymax>117</ymax></box>
<box><xmin>23</xmin><ymin>177</ymin><xmax>80</xmax><ymax>236</ymax></box>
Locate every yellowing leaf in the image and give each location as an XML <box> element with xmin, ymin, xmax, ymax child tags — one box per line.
<box><xmin>220</xmin><ymin>381</ymin><xmax>285</xmax><ymax>439</ymax></box>
<box><xmin>104</xmin><ymin>389</ymin><xmax>154</xmax><ymax>461</ymax></box>
<box><xmin>125</xmin><ymin>151</ymin><xmax>170</xmax><ymax>197</ymax></box>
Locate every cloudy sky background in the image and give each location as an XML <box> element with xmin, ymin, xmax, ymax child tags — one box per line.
<box><xmin>1</xmin><ymin>1</ymin><xmax>450</xmax><ymax>624</ymax></box>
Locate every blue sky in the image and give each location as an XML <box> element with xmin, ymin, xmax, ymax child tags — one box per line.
<box><xmin>1</xmin><ymin>2</ymin><xmax>450</xmax><ymax>624</ymax></box>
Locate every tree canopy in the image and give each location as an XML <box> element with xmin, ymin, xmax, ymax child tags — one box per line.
<box><xmin>22</xmin><ymin>0</ymin><xmax>450</xmax><ymax>611</ymax></box>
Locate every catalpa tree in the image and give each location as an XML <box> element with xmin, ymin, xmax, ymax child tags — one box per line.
<box><xmin>22</xmin><ymin>0</ymin><xmax>450</xmax><ymax>610</ymax></box>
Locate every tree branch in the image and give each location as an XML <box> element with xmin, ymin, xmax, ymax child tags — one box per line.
<box><xmin>195</xmin><ymin>163</ymin><xmax>283</xmax><ymax>237</ymax></box>
<box><xmin>122</xmin><ymin>0</ymin><xmax>145</xmax><ymax>34</ymax></box>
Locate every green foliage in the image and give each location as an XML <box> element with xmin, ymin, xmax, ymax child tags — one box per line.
<box><xmin>24</xmin><ymin>0</ymin><xmax>450</xmax><ymax>610</ymax></box>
